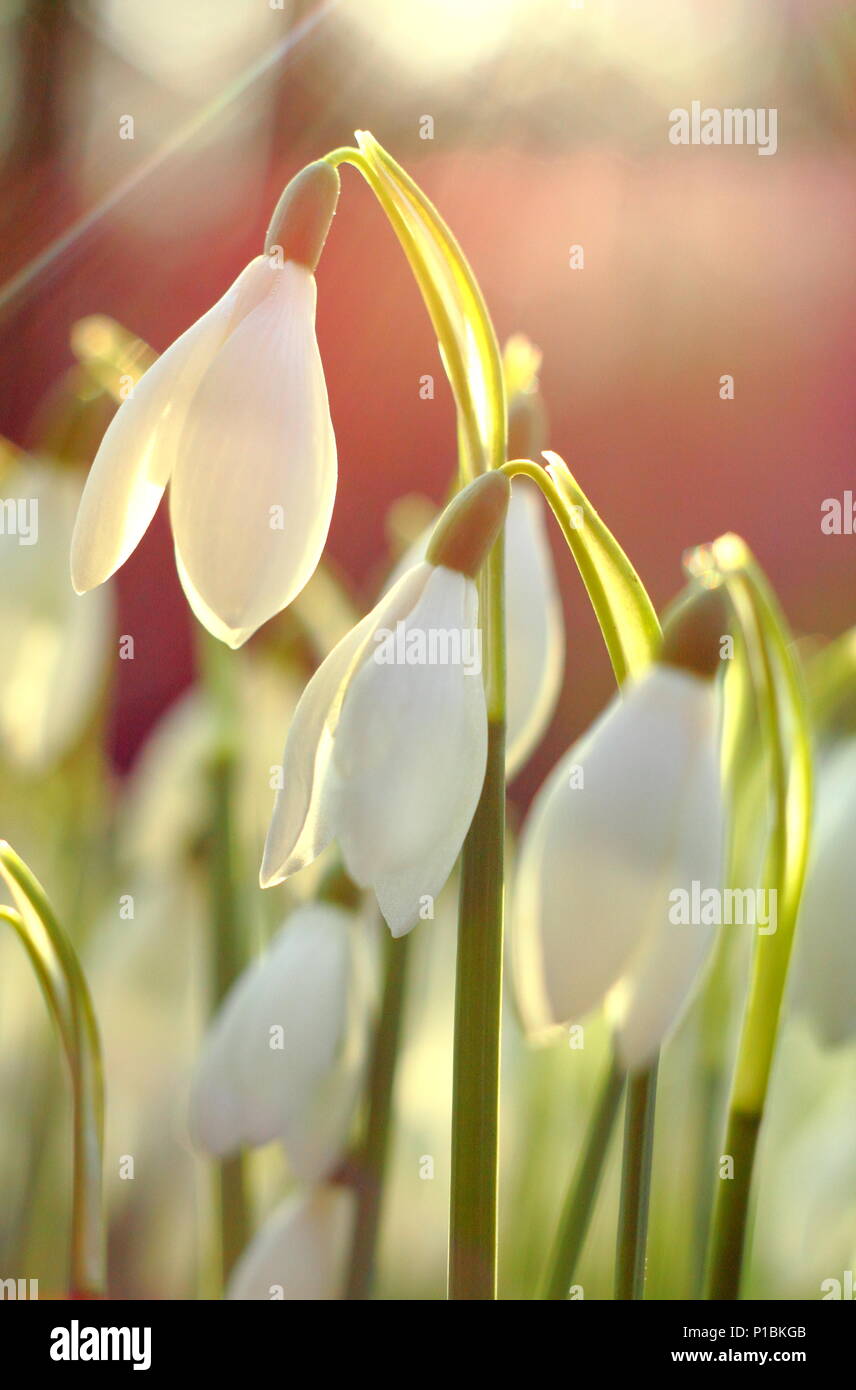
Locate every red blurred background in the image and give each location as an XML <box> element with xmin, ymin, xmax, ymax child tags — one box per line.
<box><xmin>1</xmin><ymin>0</ymin><xmax>854</xmax><ymax>803</ymax></box>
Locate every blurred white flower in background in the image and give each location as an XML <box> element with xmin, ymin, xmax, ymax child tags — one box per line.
<box><xmin>227</xmin><ymin>1186</ymin><xmax>353</xmax><ymax>1301</ymax></box>
<box><xmin>0</xmin><ymin>457</ymin><xmax>112</xmax><ymax>772</ymax></box>
<box><xmin>513</xmin><ymin>661</ymin><xmax>725</xmax><ymax>1070</ymax></box>
<box><xmin>190</xmin><ymin>902</ymin><xmax>373</xmax><ymax>1183</ymax></box>
<box><xmin>791</xmin><ymin>737</ymin><xmax>856</xmax><ymax>1048</ymax></box>
<box><xmin>504</xmin><ymin>480</ymin><xmax>564</xmax><ymax>775</ymax></box>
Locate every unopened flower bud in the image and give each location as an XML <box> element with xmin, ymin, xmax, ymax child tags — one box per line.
<box><xmin>425</xmin><ymin>471</ymin><xmax>510</xmax><ymax>577</ymax></box>
<box><xmin>660</xmin><ymin>584</ymin><xmax>730</xmax><ymax>681</ymax></box>
<box><xmin>264</xmin><ymin>161</ymin><xmax>341</xmax><ymax>271</ymax></box>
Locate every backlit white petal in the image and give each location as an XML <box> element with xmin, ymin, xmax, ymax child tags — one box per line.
<box><xmin>70</xmin><ymin>258</ymin><xmax>269</xmax><ymax>593</ymax></box>
<box><xmin>189</xmin><ymin>904</ymin><xmax>353</xmax><ymax>1157</ymax></box>
<box><xmin>331</xmin><ymin>566</ymin><xmax>487</xmax><ymax>933</ymax></box>
<box><xmin>227</xmin><ymin>1187</ymin><xmax>353</xmax><ymax>1301</ymax></box>
<box><xmin>170</xmin><ymin>262</ymin><xmax>336</xmax><ymax>645</ymax></box>
<box><xmin>513</xmin><ymin>666</ymin><xmax>723</xmax><ymax>1048</ymax></box>
<box><xmin>260</xmin><ymin>564</ymin><xmax>432</xmax><ymax>886</ymax></box>
<box><xmin>383</xmin><ymin>483</ymin><xmax>563</xmax><ymax>778</ymax></box>
<box><xmin>505</xmin><ymin>482</ymin><xmax>565</xmax><ymax>777</ymax></box>
<box><xmin>610</xmin><ymin>708</ymin><xmax>724</xmax><ymax>1068</ymax></box>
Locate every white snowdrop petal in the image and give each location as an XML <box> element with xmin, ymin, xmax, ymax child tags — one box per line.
<box><xmin>227</xmin><ymin>1187</ymin><xmax>353</xmax><ymax>1301</ymax></box>
<box><xmin>260</xmin><ymin>564</ymin><xmax>432</xmax><ymax>886</ymax></box>
<box><xmin>382</xmin><ymin>483</ymin><xmax>564</xmax><ymax>779</ymax></box>
<box><xmin>505</xmin><ymin>482</ymin><xmax>565</xmax><ymax>777</ymax></box>
<box><xmin>332</xmin><ymin>566</ymin><xmax>487</xmax><ymax>921</ymax></box>
<box><xmin>70</xmin><ymin>258</ymin><xmax>268</xmax><ymax>593</ymax></box>
<box><xmin>792</xmin><ymin>740</ymin><xmax>856</xmax><ymax>1047</ymax></box>
<box><xmin>170</xmin><ymin>262</ymin><xmax>336</xmax><ymax>645</ymax></box>
<box><xmin>189</xmin><ymin>904</ymin><xmax>352</xmax><ymax>1156</ymax></box>
<box><xmin>612</xmin><ymin>707</ymin><xmax>724</xmax><ymax>1068</ymax></box>
<box><xmin>514</xmin><ymin>667</ymin><xmax>722</xmax><ymax>1035</ymax></box>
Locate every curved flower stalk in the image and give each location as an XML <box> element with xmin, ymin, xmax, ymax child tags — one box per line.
<box><xmin>228</xmin><ymin>1186</ymin><xmax>353</xmax><ymax>1301</ymax></box>
<box><xmin>0</xmin><ymin>453</ymin><xmax>112</xmax><ymax>771</ymax></box>
<box><xmin>261</xmin><ymin>473</ymin><xmax>510</xmax><ymax>937</ymax></box>
<box><xmin>71</xmin><ymin>162</ymin><xmax>340</xmax><ymax>648</ymax></box>
<box><xmin>190</xmin><ymin>901</ymin><xmax>371</xmax><ymax>1182</ymax></box>
<box><xmin>790</xmin><ymin>735</ymin><xmax>856</xmax><ymax>1047</ymax></box>
<box><xmin>513</xmin><ymin>640</ymin><xmax>726</xmax><ymax>1071</ymax></box>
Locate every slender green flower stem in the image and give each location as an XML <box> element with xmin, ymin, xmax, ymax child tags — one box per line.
<box><xmin>449</xmin><ymin>716</ymin><xmax>506</xmax><ymax>1299</ymax></box>
<box><xmin>615</xmin><ymin>1060</ymin><xmax>659</xmax><ymax>1299</ymax></box>
<box><xmin>198</xmin><ymin>634</ymin><xmax>249</xmax><ymax>1289</ymax></box>
<box><xmin>543</xmin><ymin>1053</ymin><xmax>624</xmax><ymax>1300</ymax></box>
<box><xmin>706</xmin><ymin>1109</ymin><xmax>761</xmax><ymax>1300</ymax></box>
<box><xmin>344</xmin><ymin>930</ymin><xmax>411</xmax><ymax>1300</ymax></box>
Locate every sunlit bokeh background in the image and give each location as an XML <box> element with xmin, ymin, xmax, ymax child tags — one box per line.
<box><xmin>1</xmin><ymin>0</ymin><xmax>855</xmax><ymax>1300</ymax></box>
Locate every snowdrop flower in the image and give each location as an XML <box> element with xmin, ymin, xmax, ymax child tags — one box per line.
<box><xmin>513</xmin><ymin>590</ymin><xmax>727</xmax><ymax>1070</ymax></box>
<box><xmin>228</xmin><ymin>1186</ymin><xmax>353</xmax><ymax>1301</ymax></box>
<box><xmin>791</xmin><ymin>737</ymin><xmax>856</xmax><ymax>1047</ymax></box>
<box><xmin>190</xmin><ymin>901</ymin><xmax>369</xmax><ymax>1181</ymax></box>
<box><xmin>387</xmin><ymin>480</ymin><xmax>563</xmax><ymax>779</ymax></box>
<box><xmin>0</xmin><ymin>456</ymin><xmax>111</xmax><ymax>771</ymax></box>
<box><xmin>71</xmin><ymin>162</ymin><xmax>340</xmax><ymax>648</ymax></box>
<box><xmin>261</xmin><ymin>472</ymin><xmax>510</xmax><ymax>936</ymax></box>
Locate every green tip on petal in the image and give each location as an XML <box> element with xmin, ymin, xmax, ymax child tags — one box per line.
<box><xmin>264</xmin><ymin>161</ymin><xmax>341</xmax><ymax>271</ymax></box>
<box><xmin>426</xmin><ymin>472</ymin><xmax>510</xmax><ymax>578</ymax></box>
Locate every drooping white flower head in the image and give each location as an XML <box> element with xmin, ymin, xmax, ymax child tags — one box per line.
<box><xmin>791</xmin><ymin>737</ymin><xmax>856</xmax><ymax>1047</ymax></box>
<box><xmin>190</xmin><ymin>901</ymin><xmax>369</xmax><ymax>1181</ymax></box>
<box><xmin>261</xmin><ymin>472</ymin><xmax>510</xmax><ymax>936</ymax></box>
<box><xmin>70</xmin><ymin>162</ymin><xmax>340</xmax><ymax>648</ymax></box>
<box><xmin>385</xmin><ymin>480</ymin><xmax>563</xmax><ymax>779</ymax></box>
<box><xmin>227</xmin><ymin>1186</ymin><xmax>353</xmax><ymax>1301</ymax></box>
<box><xmin>513</xmin><ymin>611</ymin><xmax>726</xmax><ymax>1070</ymax></box>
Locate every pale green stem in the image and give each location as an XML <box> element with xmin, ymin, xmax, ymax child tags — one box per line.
<box><xmin>344</xmin><ymin>930</ymin><xmax>411</xmax><ymax>1300</ymax></box>
<box><xmin>197</xmin><ymin>632</ymin><xmax>249</xmax><ymax>1288</ymax></box>
<box><xmin>543</xmin><ymin>1053</ymin><xmax>624</xmax><ymax>1300</ymax></box>
<box><xmin>615</xmin><ymin>1060</ymin><xmax>659</xmax><ymax>1299</ymax></box>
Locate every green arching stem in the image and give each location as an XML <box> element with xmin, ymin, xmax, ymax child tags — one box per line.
<box><xmin>0</xmin><ymin>849</ymin><xmax>105</xmax><ymax>1297</ymax></box>
<box><xmin>324</xmin><ymin>142</ymin><xmax>504</xmax><ymax>477</ymax></box>
<box><xmin>543</xmin><ymin>1053</ymin><xmax>624</xmax><ymax>1300</ymax></box>
<box><xmin>615</xmin><ymin>1061</ymin><xmax>659</xmax><ymax>1299</ymax></box>
<box><xmin>196</xmin><ymin>633</ymin><xmax>250</xmax><ymax>1288</ymax></box>
<box><xmin>344</xmin><ymin>930</ymin><xmax>411</xmax><ymax>1299</ymax></box>
<box><xmin>449</xmin><ymin>713</ymin><xmax>506</xmax><ymax>1298</ymax></box>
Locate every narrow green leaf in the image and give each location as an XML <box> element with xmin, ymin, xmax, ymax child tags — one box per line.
<box><xmin>0</xmin><ymin>842</ymin><xmax>105</xmax><ymax>1297</ymax></box>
